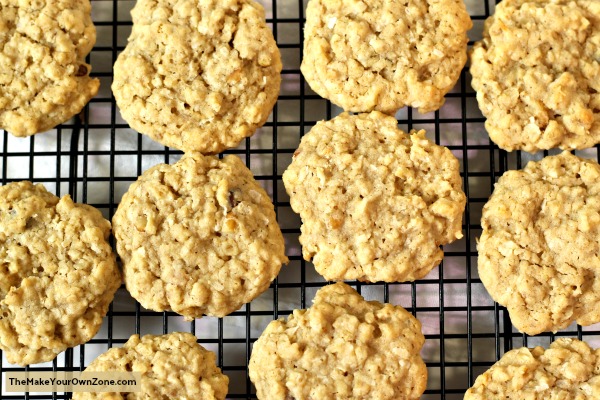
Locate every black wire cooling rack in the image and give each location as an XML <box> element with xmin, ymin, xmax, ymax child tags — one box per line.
<box><xmin>2</xmin><ymin>0</ymin><xmax>600</xmax><ymax>399</ymax></box>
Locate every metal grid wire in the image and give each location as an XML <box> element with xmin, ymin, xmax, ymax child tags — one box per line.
<box><xmin>2</xmin><ymin>0</ymin><xmax>600</xmax><ymax>399</ymax></box>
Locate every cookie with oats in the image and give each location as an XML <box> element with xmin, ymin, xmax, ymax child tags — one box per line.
<box><xmin>0</xmin><ymin>181</ymin><xmax>121</xmax><ymax>366</ymax></box>
<box><xmin>465</xmin><ymin>338</ymin><xmax>600</xmax><ymax>399</ymax></box>
<box><xmin>0</xmin><ymin>0</ymin><xmax>99</xmax><ymax>136</ymax></box>
<box><xmin>478</xmin><ymin>152</ymin><xmax>600</xmax><ymax>335</ymax></box>
<box><xmin>249</xmin><ymin>282</ymin><xmax>427</xmax><ymax>400</ymax></box>
<box><xmin>300</xmin><ymin>0</ymin><xmax>472</xmax><ymax>114</ymax></box>
<box><xmin>112</xmin><ymin>152</ymin><xmax>288</xmax><ymax>319</ymax></box>
<box><xmin>470</xmin><ymin>0</ymin><xmax>600</xmax><ymax>152</ymax></box>
<box><xmin>73</xmin><ymin>332</ymin><xmax>229</xmax><ymax>399</ymax></box>
<box><xmin>112</xmin><ymin>0</ymin><xmax>281</xmax><ymax>154</ymax></box>
<box><xmin>282</xmin><ymin>112</ymin><xmax>466</xmax><ymax>282</ymax></box>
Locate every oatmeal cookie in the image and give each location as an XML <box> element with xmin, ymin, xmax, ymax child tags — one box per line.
<box><xmin>470</xmin><ymin>0</ymin><xmax>600</xmax><ymax>152</ymax></box>
<box><xmin>112</xmin><ymin>153</ymin><xmax>288</xmax><ymax>319</ymax></box>
<box><xmin>478</xmin><ymin>152</ymin><xmax>600</xmax><ymax>335</ymax></box>
<box><xmin>465</xmin><ymin>338</ymin><xmax>600</xmax><ymax>399</ymax></box>
<box><xmin>249</xmin><ymin>282</ymin><xmax>427</xmax><ymax>400</ymax></box>
<box><xmin>282</xmin><ymin>112</ymin><xmax>466</xmax><ymax>282</ymax></box>
<box><xmin>300</xmin><ymin>0</ymin><xmax>472</xmax><ymax>114</ymax></box>
<box><xmin>73</xmin><ymin>332</ymin><xmax>228</xmax><ymax>399</ymax></box>
<box><xmin>0</xmin><ymin>0</ymin><xmax>99</xmax><ymax>136</ymax></box>
<box><xmin>112</xmin><ymin>0</ymin><xmax>281</xmax><ymax>154</ymax></box>
<box><xmin>0</xmin><ymin>181</ymin><xmax>121</xmax><ymax>366</ymax></box>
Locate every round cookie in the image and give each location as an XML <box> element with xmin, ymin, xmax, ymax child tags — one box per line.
<box><xmin>73</xmin><ymin>332</ymin><xmax>228</xmax><ymax>399</ymax></box>
<box><xmin>249</xmin><ymin>282</ymin><xmax>427</xmax><ymax>400</ymax></box>
<box><xmin>112</xmin><ymin>153</ymin><xmax>288</xmax><ymax>319</ymax></box>
<box><xmin>470</xmin><ymin>0</ymin><xmax>600</xmax><ymax>152</ymax></box>
<box><xmin>478</xmin><ymin>152</ymin><xmax>600</xmax><ymax>335</ymax></box>
<box><xmin>282</xmin><ymin>112</ymin><xmax>466</xmax><ymax>282</ymax></box>
<box><xmin>0</xmin><ymin>181</ymin><xmax>121</xmax><ymax>366</ymax></box>
<box><xmin>0</xmin><ymin>0</ymin><xmax>99</xmax><ymax>136</ymax></box>
<box><xmin>465</xmin><ymin>338</ymin><xmax>600</xmax><ymax>399</ymax></box>
<box><xmin>112</xmin><ymin>0</ymin><xmax>281</xmax><ymax>154</ymax></box>
<box><xmin>300</xmin><ymin>0</ymin><xmax>472</xmax><ymax>114</ymax></box>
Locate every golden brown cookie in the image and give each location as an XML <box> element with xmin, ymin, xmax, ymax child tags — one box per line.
<box><xmin>0</xmin><ymin>181</ymin><xmax>121</xmax><ymax>366</ymax></box>
<box><xmin>470</xmin><ymin>0</ymin><xmax>600</xmax><ymax>152</ymax></box>
<box><xmin>112</xmin><ymin>0</ymin><xmax>281</xmax><ymax>154</ymax></box>
<box><xmin>301</xmin><ymin>0</ymin><xmax>472</xmax><ymax>114</ymax></box>
<box><xmin>72</xmin><ymin>332</ymin><xmax>229</xmax><ymax>399</ymax></box>
<box><xmin>0</xmin><ymin>0</ymin><xmax>99</xmax><ymax>136</ymax></box>
<box><xmin>478</xmin><ymin>152</ymin><xmax>600</xmax><ymax>335</ymax></box>
<box><xmin>282</xmin><ymin>112</ymin><xmax>466</xmax><ymax>282</ymax></box>
<box><xmin>112</xmin><ymin>153</ymin><xmax>288</xmax><ymax>319</ymax></box>
<box><xmin>249</xmin><ymin>282</ymin><xmax>427</xmax><ymax>400</ymax></box>
<box><xmin>465</xmin><ymin>338</ymin><xmax>600</xmax><ymax>399</ymax></box>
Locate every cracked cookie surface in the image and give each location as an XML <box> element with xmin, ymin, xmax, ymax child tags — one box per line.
<box><xmin>465</xmin><ymin>338</ymin><xmax>600</xmax><ymax>399</ymax></box>
<box><xmin>112</xmin><ymin>153</ymin><xmax>287</xmax><ymax>319</ymax></box>
<box><xmin>73</xmin><ymin>332</ymin><xmax>229</xmax><ymax>399</ymax></box>
<box><xmin>0</xmin><ymin>181</ymin><xmax>121</xmax><ymax>366</ymax></box>
<box><xmin>282</xmin><ymin>112</ymin><xmax>465</xmax><ymax>282</ymax></box>
<box><xmin>0</xmin><ymin>0</ymin><xmax>99</xmax><ymax>136</ymax></box>
<box><xmin>112</xmin><ymin>0</ymin><xmax>281</xmax><ymax>154</ymax></box>
<box><xmin>478</xmin><ymin>152</ymin><xmax>600</xmax><ymax>335</ymax></box>
<box><xmin>300</xmin><ymin>0</ymin><xmax>472</xmax><ymax>114</ymax></box>
<box><xmin>249</xmin><ymin>282</ymin><xmax>427</xmax><ymax>400</ymax></box>
<box><xmin>470</xmin><ymin>0</ymin><xmax>600</xmax><ymax>152</ymax></box>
